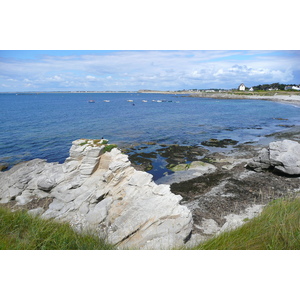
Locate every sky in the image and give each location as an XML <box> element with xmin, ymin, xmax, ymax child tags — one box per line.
<box><xmin>1</xmin><ymin>50</ymin><xmax>300</xmax><ymax>92</ymax></box>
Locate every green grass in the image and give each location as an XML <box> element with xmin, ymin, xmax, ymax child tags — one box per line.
<box><xmin>193</xmin><ymin>196</ymin><xmax>300</xmax><ymax>250</ymax></box>
<box><xmin>2</xmin><ymin>196</ymin><xmax>300</xmax><ymax>250</ymax></box>
<box><xmin>103</xmin><ymin>144</ymin><xmax>117</xmax><ymax>153</ymax></box>
<box><xmin>0</xmin><ymin>207</ymin><xmax>116</xmax><ymax>250</ymax></box>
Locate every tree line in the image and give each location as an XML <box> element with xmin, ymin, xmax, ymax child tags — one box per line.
<box><xmin>252</xmin><ymin>83</ymin><xmax>299</xmax><ymax>91</ymax></box>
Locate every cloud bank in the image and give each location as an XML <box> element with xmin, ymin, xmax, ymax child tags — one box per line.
<box><xmin>0</xmin><ymin>50</ymin><xmax>299</xmax><ymax>91</ymax></box>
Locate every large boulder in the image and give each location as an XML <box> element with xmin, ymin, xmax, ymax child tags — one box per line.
<box><xmin>0</xmin><ymin>139</ymin><xmax>193</xmax><ymax>249</ymax></box>
<box><xmin>269</xmin><ymin>140</ymin><xmax>300</xmax><ymax>175</ymax></box>
<box><xmin>247</xmin><ymin>140</ymin><xmax>300</xmax><ymax>175</ymax></box>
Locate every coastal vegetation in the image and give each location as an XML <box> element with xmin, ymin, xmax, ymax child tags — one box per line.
<box><xmin>193</xmin><ymin>195</ymin><xmax>300</xmax><ymax>250</ymax></box>
<box><xmin>103</xmin><ymin>144</ymin><xmax>117</xmax><ymax>153</ymax></box>
<box><xmin>1</xmin><ymin>195</ymin><xmax>300</xmax><ymax>250</ymax></box>
<box><xmin>77</xmin><ymin>139</ymin><xmax>116</xmax><ymax>153</ymax></box>
<box><xmin>0</xmin><ymin>206</ymin><xmax>115</xmax><ymax>250</ymax></box>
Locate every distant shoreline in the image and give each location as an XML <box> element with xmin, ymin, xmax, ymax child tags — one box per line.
<box><xmin>187</xmin><ymin>92</ymin><xmax>300</xmax><ymax>107</ymax></box>
<box><xmin>2</xmin><ymin>90</ymin><xmax>300</xmax><ymax>106</ymax></box>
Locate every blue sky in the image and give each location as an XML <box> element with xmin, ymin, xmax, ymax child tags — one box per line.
<box><xmin>1</xmin><ymin>50</ymin><xmax>300</xmax><ymax>92</ymax></box>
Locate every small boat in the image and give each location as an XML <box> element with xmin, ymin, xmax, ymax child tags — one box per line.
<box><xmin>127</xmin><ymin>100</ymin><xmax>134</xmax><ymax>102</ymax></box>
<box><xmin>103</xmin><ymin>100</ymin><xmax>110</xmax><ymax>102</ymax></box>
<box><xmin>88</xmin><ymin>100</ymin><xmax>95</xmax><ymax>103</ymax></box>
<box><xmin>156</xmin><ymin>100</ymin><xmax>162</xmax><ymax>103</ymax></box>
<box><xmin>142</xmin><ymin>100</ymin><xmax>148</xmax><ymax>103</ymax></box>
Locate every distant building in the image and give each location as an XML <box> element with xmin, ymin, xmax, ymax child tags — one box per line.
<box><xmin>249</xmin><ymin>87</ymin><xmax>254</xmax><ymax>92</ymax></box>
<box><xmin>238</xmin><ymin>83</ymin><xmax>246</xmax><ymax>91</ymax></box>
<box><xmin>284</xmin><ymin>86</ymin><xmax>300</xmax><ymax>90</ymax></box>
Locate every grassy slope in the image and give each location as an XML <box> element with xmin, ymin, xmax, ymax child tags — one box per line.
<box><xmin>193</xmin><ymin>196</ymin><xmax>300</xmax><ymax>250</ymax></box>
<box><xmin>2</xmin><ymin>196</ymin><xmax>300</xmax><ymax>250</ymax></box>
<box><xmin>0</xmin><ymin>207</ymin><xmax>115</xmax><ymax>250</ymax></box>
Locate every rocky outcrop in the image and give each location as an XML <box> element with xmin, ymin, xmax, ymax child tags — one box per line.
<box><xmin>247</xmin><ymin>140</ymin><xmax>300</xmax><ymax>175</ymax></box>
<box><xmin>156</xmin><ymin>161</ymin><xmax>216</xmax><ymax>185</ymax></box>
<box><xmin>0</xmin><ymin>139</ymin><xmax>193</xmax><ymax>249</ymax></box>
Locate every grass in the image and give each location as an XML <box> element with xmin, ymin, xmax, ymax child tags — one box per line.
<box><xmin>0</xmin><ymin>207</ymin><xmax>116</xmax><ymax>250</ymax></box>
<box><xmin>193</xmin><ymin>196</ymin><xmax>300</xmax><ymax>250</ymax></box>
<box><xmin>2</xmin><ymin>195</ymin><xmax>300</xmax><ymax>250</ymax></box>
<box><xmin>79</xmin><ymin>139</ymin><xmax>109</xmax><ymax>147</ymax></box>
<box><xmin>103</xmin><ymin>144</ymin><xmax>117</xmax><ymax>153</ymax></box>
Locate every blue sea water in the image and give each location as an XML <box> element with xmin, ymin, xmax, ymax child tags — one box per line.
<box><xmin>1</xmin><ymin>92</ymin><xmax>300</xmax><ymax>179</ymax></box>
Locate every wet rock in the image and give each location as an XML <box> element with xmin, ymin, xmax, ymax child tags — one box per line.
<box><xmin>276</xmin><ymin>125</ymin><xmax>294</xmax><ymax>128</ymax></box>
<box><xmin>171</xmin><ymin>152</ymin><xmax>300</xmax><ymax>239</ymax></box>
<box><xmin>157</xmin><ymin>144</ymin><xmax>208</xmax><ymax>167</ymax></box>
<box><xmin>127</xmin><ymin>152</ymin><xmax>156</xmax><ymax>171</ymax></box>
<box><xmin>156</xmin><ymin>161</ymin><xmax>216</xmax><ymax>185</ymax></box>
<box><xmin>201</xmin><ymin>138</ymin><xmax>238</xmax><ymax>148</ymax></box>
<box><xmin>0</xmin><ymin>164</ymin><xmax>8</xmax><ymax>172</ymax></box>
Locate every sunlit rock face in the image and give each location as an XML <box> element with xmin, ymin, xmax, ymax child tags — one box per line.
<box><xmin>0</xmin><ymin>139</ymin><xmax>193</xmax><ymax>249</ymax></box>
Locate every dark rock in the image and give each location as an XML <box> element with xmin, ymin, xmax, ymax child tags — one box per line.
<box><xmin>201</xmin><ymin>138</ymin><xmax>238</xmax><ymax>148</ymax></box>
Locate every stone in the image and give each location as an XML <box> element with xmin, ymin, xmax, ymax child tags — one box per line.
<box><xmin>15</xmin><ymin>190</ymin><xmax>34</xmax><ymax>205</ymax></box>
<box><xmin>156</xmin><ymin>161</ymin><xmax>216</xmax><ymax>185</ymax></box>
<box><xmin>197</xmin><ymin>218</ymin><xmax>220</xmax><ymax>235</ymax></box>
<box><xmin>269</xmin><ymin>140</ymin><xmax>300</xmax><ymax>175</ymax></box>
<box><xmin>0</xmin><ymin>139</ymin><xmax>193</xmax><ymax>250</ymax></box>
<box><xmin>85</xmin><ymin>197</ymin><xmax>113</xmax><ymax>225</ymax></box>
<box><xmin>37</xmin><ymin>176</ymin><xmax>57</xmax><ymax>192</ymax></box>
<box><xmin>28</xmin><ymin>207</ymin><xmax>45</xmax><ymax>216</ymax></box>
<box><xmin>220</xmin><ymin>205</ymin><xmax>264</xmax><ymax>233</ymax></box>
<box><xmin>247</xmin><ymin>140</ymin><xmax>300</xmax><ymax>175</ymax></box>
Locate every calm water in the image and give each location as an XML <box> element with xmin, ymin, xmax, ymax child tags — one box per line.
<box><xmin>1</xmin><ymin>92</ymin><xmax>300</xmax><ymax>179</ymax></box>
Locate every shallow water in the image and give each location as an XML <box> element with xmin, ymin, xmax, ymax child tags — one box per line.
<box><xmin>1</xmin><ymin>92</ymin><xmax>300</xmax><ymax>179</ymax></box>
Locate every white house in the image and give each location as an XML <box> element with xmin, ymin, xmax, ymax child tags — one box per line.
<box><xmin>249</xmin><ymin>87</ymin><xmax>254</xmax><ymax>92</ymax></box>
<box><xmin>285</xmin><ymin>86</ymin><xmax>300</xmax><ymax>91</ymax></box>
<box><xmin>238</xmin><ymin>83</ymin><xmax>246</xmax><ymax>91</ymax></box>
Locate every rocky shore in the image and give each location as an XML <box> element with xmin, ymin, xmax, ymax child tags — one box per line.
<box><xmin>0</xmin><ymin>139</ymin><xmax>193</xmax><ymax>249</ymax></box>
<box><xmin>1</xmin><ymin>126</ymin><xmax>300</xmax><ymax>249</ymax></box>
<box><xmin>123</xmin><ymin>126</ymin><xmax>300</xmax><ymax>246</ymax></box>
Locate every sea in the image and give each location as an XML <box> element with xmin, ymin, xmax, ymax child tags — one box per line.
<box><xmin>1</xmin><ymin>92</ymin><xmax>300</xmax><ymax>180</ymax></box>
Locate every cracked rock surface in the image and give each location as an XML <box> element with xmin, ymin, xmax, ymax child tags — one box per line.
<box><xmin>0</xmin><ymin>139</ymin><xmax>193</xmax><ymax>250</ymax></box>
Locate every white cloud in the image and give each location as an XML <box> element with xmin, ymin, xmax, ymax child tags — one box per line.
<box><xmin>0</xmin><ymin>50</ymin><xmax>299</xmax><ymax>91</ymax></box>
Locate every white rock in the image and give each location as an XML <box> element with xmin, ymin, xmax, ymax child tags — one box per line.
<box><xmin>0</xmin><ymin>139</ymin><xmax>194</xmax><ymax>249</ymax></box>
<box><xmin>28</xmin><ymin>207</ymin><xmax>45</xmax><ymax>216</ymax></box>
<box><xmin>248</xmin><ymin>140</ymin><xmax>300</xmax><ymax>175</ymax></box>
<box><xmin>37</xmin><ymin>176</ymin><xmax>56</xmax><ymax>191</ymax></box>
<box><xmin>197</xmin><ymin>218</ymin><xmax>220</xmax><ymax>235</ymax></box>
<box><xmin>85</xmin><ymin>197</ymin><xmax>113</xmax><ymax>224</ymax></box>
<box><xmin>269</xmin><ymin>140</ymin><xmax>300</xmax><ymax>175</ymax></box>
